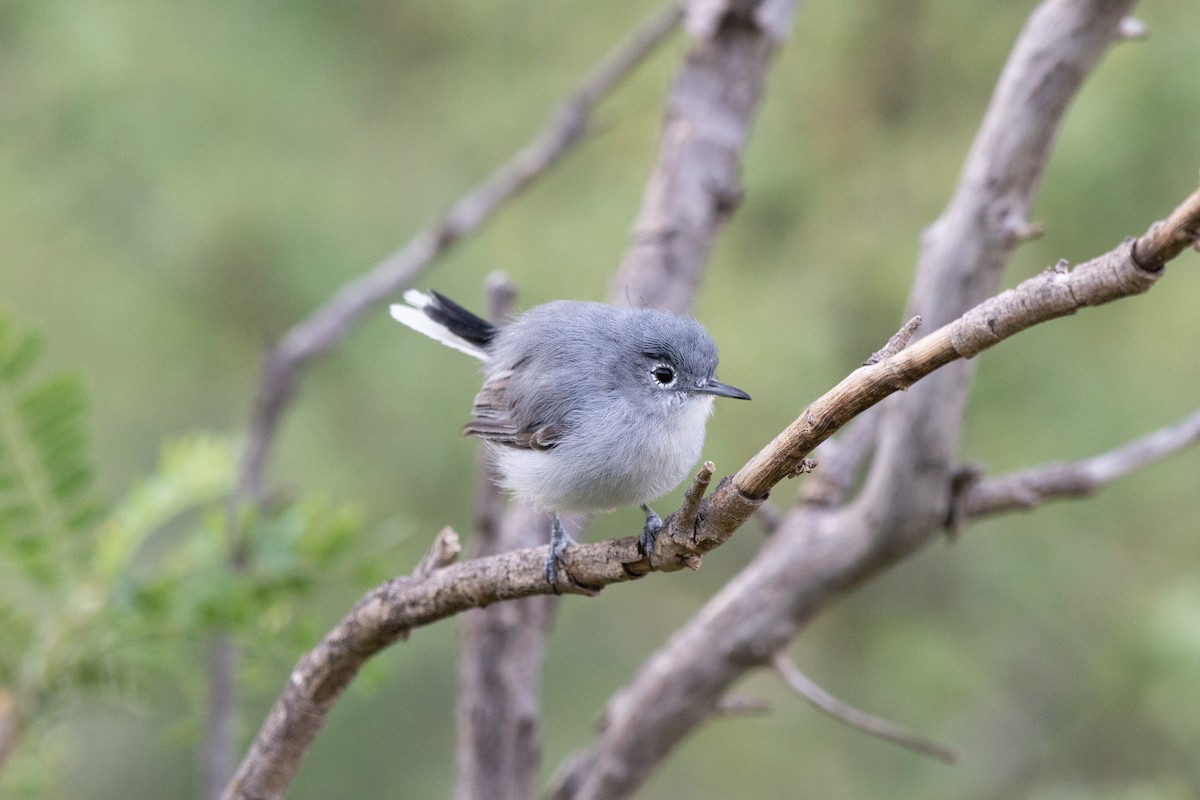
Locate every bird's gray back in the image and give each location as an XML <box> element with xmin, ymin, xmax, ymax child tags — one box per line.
<box><xmin>487</xmin><ymin>301</ymin><xmax>718</xmax><ymax>435</ymax></box>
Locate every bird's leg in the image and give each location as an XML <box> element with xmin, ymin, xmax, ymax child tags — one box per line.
<box><xmin>544</xmin><ymin>512</ymin><xmax>576</xmax><ymax>590</ymax></box>
<box><xmin>639</xmin><ymin>504</ymin><xmax>663</xmax><ymax>566</ymax></box>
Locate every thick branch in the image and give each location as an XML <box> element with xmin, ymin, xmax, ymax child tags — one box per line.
<box><xmin>858</xmin><ymin>0</ymin><xmax>1137</xmax><ymax>560</ymax></box>
<box><xmin>610</xmin><ymin>0</ymin><xmax>795</xmax><ymax>312</ymax></box>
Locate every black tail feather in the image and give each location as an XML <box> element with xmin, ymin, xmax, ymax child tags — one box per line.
<box><xmin>425</xmin><ymin>291</ymin><xmax>500</xmax><ymax>347</ymax></box>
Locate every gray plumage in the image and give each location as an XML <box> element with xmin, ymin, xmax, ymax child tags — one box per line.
<box><xmin>390</xmin><ymin>289</ymin><xmax>749</xmax><ymax>586</ymax></box>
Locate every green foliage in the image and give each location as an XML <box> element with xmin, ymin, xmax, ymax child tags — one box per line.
<box><xmin>0</xmin><ymin>316</ymin><xmax>103</xmax><ymax>583</ymax></box>
<box><xmin>0</xmin><ymin>314</ymin><xmax>364</xmax><ymax>795</ymax></box>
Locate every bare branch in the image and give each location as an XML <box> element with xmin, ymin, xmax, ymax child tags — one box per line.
<box><xmin>712</xmin><ymin>696</ymin><xmax>772</xmax><ymax>717</ymax></box>
<box><xmin>1133</xmin><ymin>185</ymin><xmax>1200</xmax><ymax>269</ymax></box>
<box><xmin>857</xmin><ymin>0</ymin><xmax>1141</xmax><ymax>550</ymax></box>
<box><xmin>549</xmin><ymin>3</ymin><xmax>1152</xmax><ymax>793</ymax></box>
<box><xmin>455</xmin><ymin>276</ymin><xmax>557</xmax><ymax>800</ymax></box>
<box><xmin>959</xmin><ymin>406</ymin><xmax>1200</xmax><ymax>521</ymax></box>
<box><xmin>236</xmin><ymin>2</ymin><xmax>684</xmax><ymax>508</ymax></box>
<box><xmin>772</xmin><ymin>653</ymin><xmax>958</xmax><ymax>765</ymax></box>
<box><xmin>455</xmin><ymin>505</ymin><xmax>558</xmax><ymax>800</ymax></box>
<box><xmin>202</xmin><ymin>637</ymin><xmax>239</xmax><ymax>800</ymax></box>
<box><xmin>610</xmin><ymin>0</ymin><xmax>795</xmax><ymax>312</ymax></box>
<box><xmin>223</xmin><ymin>184</ymin><xmax>1199</xmax><ymax>800</ymax></box>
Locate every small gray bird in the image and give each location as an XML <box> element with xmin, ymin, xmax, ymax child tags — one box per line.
<box><xmin>390</xmin><ymin>289</ymin><xmax>750</xmax><ymax>588</ymax></box>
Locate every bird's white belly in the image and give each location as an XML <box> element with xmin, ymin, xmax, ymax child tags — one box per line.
<box><xmin>491</xmin><ymin>395</ymin><xmax>714</xmax><ymax>512</ymax></box>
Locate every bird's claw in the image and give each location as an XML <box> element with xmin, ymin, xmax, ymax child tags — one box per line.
<box><xmin>639</xmin><ymin>504</ymin><xmax>663</xmax><ymax>566</ymax></box>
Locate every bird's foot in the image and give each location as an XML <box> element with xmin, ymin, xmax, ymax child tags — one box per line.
<box><xmin>639</xmin><ymin>504</ymin><xmax>663</xmax><ymax>566</ymax></box>
<box><xmin>544</xmin><ymin>513</ymin><xmax>576</xmax><ymax>592</ymax></box>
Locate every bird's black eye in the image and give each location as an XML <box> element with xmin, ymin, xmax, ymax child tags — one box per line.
<box><xmin>651</xmin><ymin>364</ymin><xmax>676</xmax><ymax>385</ymax></box>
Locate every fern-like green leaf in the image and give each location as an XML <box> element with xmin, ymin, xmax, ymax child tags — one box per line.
<box><xmin>0</xmin><ymin>314</ymin><xmax>101</xmax><ymax>583</ymax></box>
<box><xmin>95</xmin><ymin>434</ymin><xmax>237</xmax><ymax>582</ymax></box>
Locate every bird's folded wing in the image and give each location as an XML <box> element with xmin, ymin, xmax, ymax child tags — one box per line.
<box><xmin>462</xmin><ymin>370</ymin><xmax>562</xmax><ymax>451</ymax></box>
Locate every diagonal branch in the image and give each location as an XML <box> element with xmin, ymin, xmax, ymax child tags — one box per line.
<box><xmin>772</xmin><ymin>653</ymin><xmax>958</xmax><ymax>765</ymax></box>
<box><xmin>958</xmin><ymin>405</ymin><xmax>1200</xmax><ymax>522</ymax></box>
<box><xmin>221</xmin><ymin>529</ymin><xmax>461</xmax><ymax>800</ymax></box>
<box><xmin>222</xmin><ymin>184</ymin><xmax>1199</xmax><ymax>800</ymax></box>
<box><xmin>235</xmin><ymin>2</ymin><xmax>684</xmax><ymax>508</ymax></box>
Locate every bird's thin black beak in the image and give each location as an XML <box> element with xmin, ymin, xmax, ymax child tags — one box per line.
<box><xmin>694</xmin><ymin>378</ymin><xmax>751</xmax><ymax>400</ymax></box>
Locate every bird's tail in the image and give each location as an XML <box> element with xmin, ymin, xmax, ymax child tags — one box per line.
<box><xmin>389</xmin><ymin>290</ymin><xmax>498</xmax><ymax>360</ymax></box>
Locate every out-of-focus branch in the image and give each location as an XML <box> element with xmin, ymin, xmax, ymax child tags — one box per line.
<box><xmin>956</xmin><ymin>405</ymin><xmax>1200</xmax><ymax>523</ymax></box>
<box><xmin>236</xmin><ymin>2</ymin><xmax>684</xmax><ymax>509</ymax></box>
<box><xmin>202</xmin><ymin>637</ymin><xmax>238</xmax><ymax>800</ymax></box>
<box><xmin>455</xmin><ymin>276</ymin><xmax>558</xmax><ymax>800</ymax></box>
<box><xmin>772</xmin><ymin>653</ymin><xmax>958</xmax><ymax>765</ymax></box>
<box><xmin>610</xmin><ymin>0</ymin><xmax>796</xmax><ymax>312</ymax></box>
<box><xmin>0</xmin><ymin>689</ymin><xmax>16</xmax><ymax>772</ymax></box>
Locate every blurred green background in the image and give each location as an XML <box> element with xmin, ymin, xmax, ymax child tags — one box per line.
<box><xmin>3</xmin><ymin>0</ymin><xmax>1200</xmax><ymax>797</ymax></box>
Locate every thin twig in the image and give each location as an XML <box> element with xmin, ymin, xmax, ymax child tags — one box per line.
<box><xmin>772</xmin><ymin>653</ymin><xmax>958</xmax><ymax>765</ymax></box>
<box><xmin>958</xmin><ymin>406</ymin><xmax>1200</xmax><ymax>521</ymax></box>
<box><xmin>712</xmin><ymin>695</ymin><xmax>773</xmax><ymax>717</ymax></box>
<box><xmin>863</xmin><ymin>316</ymin><xmax>923</xmax><ymax>365</ymax></box>
<box><xmin>414</xmin><ymin>527</ymin><xmax>462</xmax><ymax>578</ymax></box>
